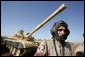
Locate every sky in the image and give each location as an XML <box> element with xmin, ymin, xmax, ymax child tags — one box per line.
<box><xmin>1</xmin><ymin>1</ymin><xmax>84</xmax><ymax>42</ymax></box>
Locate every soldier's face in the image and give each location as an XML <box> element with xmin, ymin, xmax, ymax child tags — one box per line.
<box><xmin>57</xmin><ymin>26</ymin><xmax>66</xmax><ymax>37</ymax></box>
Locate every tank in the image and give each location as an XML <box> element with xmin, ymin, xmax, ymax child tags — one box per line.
<box><xmin>1</xmin><ymin>4</ymin><xmax>66</xmax><ymax>56</ymax></box>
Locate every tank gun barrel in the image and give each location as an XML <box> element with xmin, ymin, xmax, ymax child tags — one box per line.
<box><xmin>1</xmin><ymin>4</ymin><xmax>67</xmax><ymax>56</ymax></box>
<box><xmin>27</xmin><ymin>3</ymin><xmax>66</xmax><ymax>37</ymax></box>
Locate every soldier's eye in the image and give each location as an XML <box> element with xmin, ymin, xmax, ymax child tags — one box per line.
<box><xmin>57</xmin><ymin>29</ymin><xmax>66</xmax><ymax>32</ymax></box>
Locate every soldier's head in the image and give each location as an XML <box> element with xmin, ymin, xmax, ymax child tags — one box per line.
<box><xmin>51</xmin><ymin>20</ymin><xmax>70</xmax><ymax>41</ymax></box>
<box><xmin>18</xmin><ymin>30</ymin><xmax>24</xmax><ymax>34</ymax></box>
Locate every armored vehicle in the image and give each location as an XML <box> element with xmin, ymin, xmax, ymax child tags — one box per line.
<box><xmin>1</xmin><ymin>4</ymin><xmax>67</xmax><ymax>56</ymax></box>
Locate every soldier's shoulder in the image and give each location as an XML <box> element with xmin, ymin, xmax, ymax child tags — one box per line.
<box><xmin>40</xmin><ymin>39</ymin><xmax>53</xmax><ymax>45</ymax></box>
<box><xmin>45</xmin><ymin>39</ymin><xmax>54</xmax><ymax>43</ymax></box>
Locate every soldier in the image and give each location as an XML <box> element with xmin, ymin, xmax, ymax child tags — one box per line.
<box><xmin>75</xmin><ymin>33</ymin><xmax>84</xmax><ymax>56</ymax></box>
<box><xmin>34</xmin><ymin>20</ymin><xmax>74</xmax><ymax>56</ymax></box>
<box><xmin>13</xmin><ymin>30</ymin><xmax>25</xmax><ymax>39</ymax></box>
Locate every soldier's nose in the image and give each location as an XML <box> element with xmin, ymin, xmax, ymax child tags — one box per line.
<box><xmin>61</xmin><ymin>30</ymin><xmax>65</xmax><ymax>34</ymax></box>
